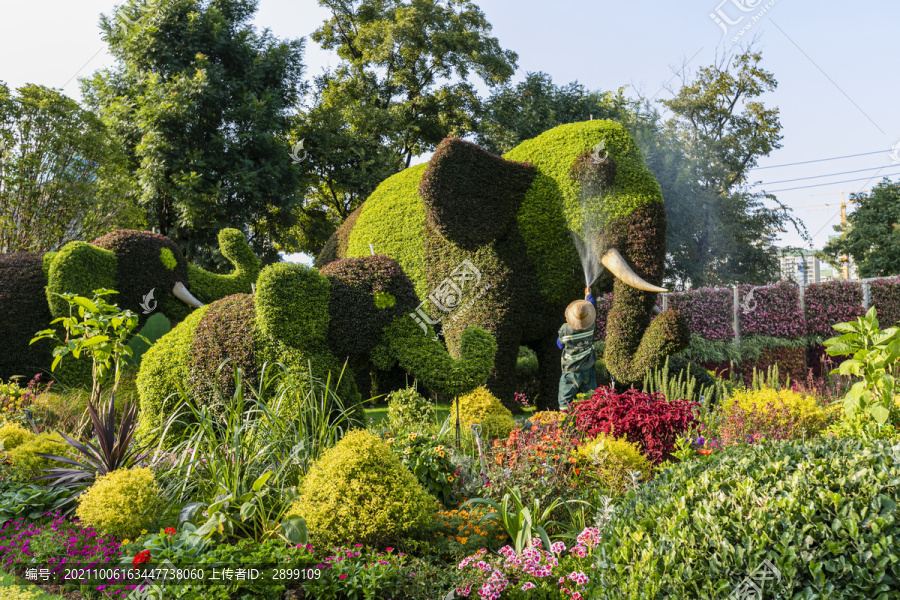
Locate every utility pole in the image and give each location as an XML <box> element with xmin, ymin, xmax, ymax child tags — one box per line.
<box><xmin>839</xmin><ymin>190</ymin><xmax>850</xmax><ymax>280</ymax></box>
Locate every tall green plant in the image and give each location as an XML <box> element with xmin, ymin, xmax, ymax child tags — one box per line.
<box><xmin>464</xmin><ymin>486</ymin><xmax>564</xmax><ymax>554</ymax></box>
<box><xmin>824</xmin><ymin>307</ymin><xmax>900</xmax><ymax>425</ymax></box>
<box><xmin>641</xmin><ymin>357</ymin><xmax>728</xmax><ymax>414</ymax></box>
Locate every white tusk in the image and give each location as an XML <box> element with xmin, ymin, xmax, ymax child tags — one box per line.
<box><xmin>600</xmin><ymin>248</ymin><xmax>668</xmax><ymax>293</ymax></box>
<box><xmin>172</xmin><ymin>281</ymin><xmax>204</xmax><ymax>308</ymax></box>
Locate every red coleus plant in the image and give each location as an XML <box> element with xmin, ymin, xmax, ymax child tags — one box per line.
<box><xmin>570</xmin><ymin>387</ymin><xmax>697</xmax><ymax>464</ymax></box>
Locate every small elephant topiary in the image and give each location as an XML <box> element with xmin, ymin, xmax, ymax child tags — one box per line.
<box><xmin>136</xmin><ymin>255</ymin><xmax>497</xmax><ymax>437</ymax></box>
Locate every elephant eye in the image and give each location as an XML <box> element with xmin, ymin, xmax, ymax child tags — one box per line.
<box><xmin>374</xmin><ymin>291</ymin><xmax>396</xmax><ymax>309</ymax></box>
<box><xmin>160</xmin><ymin>247</ymin><xmax>178</xmax><ymax>271</ymax></box>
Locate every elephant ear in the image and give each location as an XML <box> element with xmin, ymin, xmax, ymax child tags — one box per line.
<box><xmin>255</xmin><ymin>263</ymin><xmax>330</xmax><ymax>350</ymax></box>
<box><xmin>46</xmin><ymin>242</ymin><xmax>117</xmax><ymax>318</ymax></box>
<box><xmin>418</xmin><ymin>138</ymin><xmax>536</xmax><ymax>250</ymax></box>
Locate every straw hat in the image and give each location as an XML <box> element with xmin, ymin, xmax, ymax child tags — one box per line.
<box><xmin>565</xmin><ymin>299</ymin><xmax>596</xmax><ymax>330</ymax></box>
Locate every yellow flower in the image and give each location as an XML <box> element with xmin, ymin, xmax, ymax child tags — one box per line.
<box><xmin>408</xmin><ymin>433</ymin><xmax>418</xmax><ymax>440</ymax></box>
<box><xmin>122</xmin><ymin>539</ymin><xmax>131</xmax><ymax>545</ymax></box>
<box><xmin>447</xmin><ymin>475</ymin><xmax>454</xmax><ymax>482</ymax></box>
<box><xmin>141</xmin><ymin>529</ymin><xmax>148</xmax><ymax>535</ymax></box>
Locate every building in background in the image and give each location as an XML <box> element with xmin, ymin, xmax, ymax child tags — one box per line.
<box><xmin>778</xmin><ymin>247</ymin><xmax>857</xmax><ymax>283</ymax></box>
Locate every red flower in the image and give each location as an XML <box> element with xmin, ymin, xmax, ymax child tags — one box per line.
<box><xmin>164</xmin><ymin>527</ymin><xmax>177</xmax><ymax>535</ymax></box>
<box><xmin>385</xmin><ymin>547</ymin><xmax>393</xmax><ymax>552</ymax></box>
<box><xmin>132</xmin><ymin>550</ymin><xmax>151</xmax><ymax>568</ymax></box>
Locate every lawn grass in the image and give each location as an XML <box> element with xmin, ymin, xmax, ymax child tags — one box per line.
<box><xmin>0</xmin><ymin>569</ymin><xmax>67</xmax><ymax>600</ymax></box>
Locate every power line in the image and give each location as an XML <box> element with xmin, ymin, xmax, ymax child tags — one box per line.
<box><xmin>756</xmin><ymin>164</ymin><xmax>897</xmax><ymax>187</ymax></box>
<box><xmin>764</xmin><ymin>171</ymin><xmax>900</xmax><ymax>193</ymax></box>
<box><xmin>753</xmin><ymin>149</ymin><xmax>893</xmax><ymax>170</ymax></box>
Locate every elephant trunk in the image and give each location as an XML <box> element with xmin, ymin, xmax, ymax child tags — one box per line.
<box><xmin>380</xmin><ymin>316</ymin><xmax>497</xmax><ymax>398</ymax></box>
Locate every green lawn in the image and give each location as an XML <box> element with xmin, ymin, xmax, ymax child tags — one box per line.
<box><xmin>0</xmin><ymin>569</ymin><xmax>67</xmax><ymax>600</ymax></box>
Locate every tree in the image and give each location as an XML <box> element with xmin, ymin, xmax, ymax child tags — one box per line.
<box><xmin>476</xmin><ymin>72</ymin><xmax>636</xmax><ymax>155</ymax></box>
<box><xmin>82</xmin><ymin>0</ymin><xmax>306</xmax><ymax>268</ymax></box>
<box><xmin>822</xmin><ymin>180</ymin><xmax>900</xmax><ymax>278</ymax></box>
<box><xmin>656</xmin><ymin>47</ymin><xmax>806</xmax><ymax>288</ymax></box>
<box><xmin>290</xmin><ymin>0</ymin><xmax>518</xmax><ymax>255</ymax></box>
<box><xmin>0</xmin><ymin>83</ymin><xmax>142</xmax><ymax>253</ymax></box>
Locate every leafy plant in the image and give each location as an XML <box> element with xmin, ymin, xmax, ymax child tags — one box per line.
<box><xmin>464</xmin><ymin>486</ymin><xmax>564</xmax><ymax>554</ymax></box>
<box><xmin>31</xmin><ymin>289</ymin><xmax>146</xmax><ymax>406</ymax></box>
<box><xmin>824</xmin><ymin>306</ymin><xmax>900</xmax><ymax>425</ymax></box>
<box><xmin>386</xmin><ymin>386</ymin><xmax>434</xmax><ymax>432</ymax></box>
<box><xmin>34</xmin><ymin>392</ymin><xmax>146</xmax><ymax>503</ymax></box>
<box><xmin>75</xmin><ymin>466</ymin><xmax>163</xmax><ymax>539</ymax></box>
<box><xmin>642</xmin><ymin>356</ymin><xmax>728</xmax><ymax>414</ymax></box>
<box><xmin>385</xmin><ymin>432</ymin><xmax>457</xmax><ymax>506</ymax></box>
<box><xmin>0</xmin><ymin>482</ymin><xmax>69</xmax><ymax>526</ymax></box>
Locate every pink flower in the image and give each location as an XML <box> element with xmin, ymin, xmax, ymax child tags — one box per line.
<box><xmin>339</xmin><ymin>574</ymin><xmax>347</xmax><ymax>580</ymax></box>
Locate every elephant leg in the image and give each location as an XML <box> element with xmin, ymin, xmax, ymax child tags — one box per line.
<box><xmin>484</xmin><ymin>331</ymin><xmax>521</xmax><ymax>411</ymax></box>
<box><xmin>531</xmin><ymin>337</ymin><xmax>563</xmax><ymax>412</ymax></box>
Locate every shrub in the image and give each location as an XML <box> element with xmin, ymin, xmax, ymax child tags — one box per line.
<box><xmin>75</xmin><ymin>467</ymin><xmax>162</xmax><ymax>539</ymax></box>
<box><xmin>386</xmin><ymin>386</ymin><xmax>434</xmax><ymax>431</ymax></box>
<box><xmin>0</xmin><ymin>252</ymin><xmax>53</xmax><ymax>380</ymax></box>
<box><xmin>386</xmin><ymin>432</ymin><xmax>456</xmax><ymax>506</ymax></box>
<box><xmin>570</xmin><ymin>387</ymin><xmax>697</xmax><ymax>464</ymax></box>
<box><xmin>869</xmin><ymin>276</ymin><xmax>900</xmax><ymax>327</ymax></box>
<box><xmin>0</xmin><ymin>422</ymin><xmax>33</xmax><ymax>452</ymax></box>
<box><xmin>805</xmin><ymin>279</ymin><xmax>865</xmax><ymax>338</ymax></box>
<box><xmin>458</xmin><ymin>386</ymin><xmax>516</xmax><ymax>439</ymax></box>
<box><xmin>738</xmin><ymin>281</ymin><xmax>805</xmax><ymax>339</ymax></box>
<box><xmin>721</xmin><ymin>387</ymin><xmax>829</xmax><ymax>445</ymax></box>
<box><xmin>591</xmin><ymin>437</ymin><xmax>900</xmax><ymax>599</ymax></box>
<box><xmin>529</xmin><ymin>410</ymin><xmax>566</xmax><ymax>427</ymax></box>
<box><xmin>286</xmin><ymin>430</ymin><xmax>435</xmax><ymax>547</ymax></box>
<box><xmin>575</xmin><ymin>434</ymin><xmax>651</xmax><ymax>495</ymax></box>
<box><xmin>666</xmin><ymin>286</ymin><xmax>735</xmax><ymax>341</ymax></box>
<box><xmin>8</xmin><ymin>432</ymin><xmax>70</xmax><ymax>477</ymax></box>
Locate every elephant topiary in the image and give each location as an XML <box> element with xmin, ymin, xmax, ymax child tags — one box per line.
<box><xmin>0</xmin><ymin>228</ymin><xmax>261</xmax><ymax>381</ymax></box>
<box><xmin>136</xmin><ymin>255</ymin><xmax>497</xmax><ymax>438</ymax></box>
<box><xmin>316</xmin><ymin>120</ymin><xmax>689</xmax><ymax>409</ymax></box>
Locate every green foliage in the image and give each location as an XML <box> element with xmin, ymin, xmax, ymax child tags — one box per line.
<box><xmin>575</xmin><ymin>434</ymin><xmax>651</xmax><ymax>495</ymax></box>
<box><xmin>458</xmin><ymin>386</ymin><xmax>516</xmax><ymax>439</ymax></box>
<box><xmin>0</xmin><ymin>421</ymin><xmax>33</xmax><ymax>452</ymax></box>
<box><xmin>75</xmin><ymin>467</ymin><xmax>163</xmax><ymax>539</ymax></box>
<box><xmin>463</xmin><ymin>486</ymin><xmax>562</xmax><ymax>554</ymax></box>
<box><xmin>0</xmin><ymin>482</ymin><xmax>69</xmax><ymax>526</ymax></box>
<box><xmin>386</xmin><ymin>387</ymin><xmax>434</xmax><ymax>431</ymax></box>
<box><xmin>642</xmin><ymin>356</ymin><xmax>729</xmax><ymax>413</ymax></box>
<box><xmin>32</xmin><ymin>289</ymin><xmax>145</xmax><ymax>406</ymax></box>
<box><xmin>8</xmin><ymin>432</ymin><xmax>71</xmax><ymax>479</ymax></box>
<box><xmin>825</xmin><ymin>307</ymin><xmax>900</xmax><ymax>426</ymax></box>
<box><xmin>136</xmin><ymin>306</ymin><xmax>209</xmax><ymax>440</ymax></box>
<box><xmin>160</xmin><ymin>247</ymin><xmax>177</xmax><ymax>270</ymax></box>
<box><xmin>85</xmin><ymin>0</ymin><xmax>306</xmax><ymax>266</ymax></box>
<box><xmin>385</xmin><ymin>431</ymin><xmax>456</xmax><ymax>506</ymax></box>
<box><xmin>287</xmin><ymin>429</ymin><xmax>435</xmax><ymax>547</ymax></box>
<box><xmin>823</xmin><ymin>180</ymin><xmax>900</xmax><ymax>278</ymax></box>
<box><xmin>185</xmin><ymin>228</ymin><xmax>262</xmax><ymax>303</ymax></box>
<box><xmin>255</xmin><ymin>263</ymin><xmax>330</xmax><ymax>352</ymax></box>
<box><xmin>188</xmin><ymin>294</ymin><xmax>258</xmax><ymax>414</ymax></box>
<box><xmin>0</xmin><ymin>252</ymin><xmax>54</xmax><ymax>380</ymax></box>
<box><xmin>126</xmin><ymin>313</ymin><xmax>171</xmax><ymax>367</ymax></box>
<box><xmin>419</xmin><ymin>138</ymin><xmax>535</xmax><ymax>249</ymax></box>
<box><xmin>0</xmin><ymin>82</ymin><xmax>142</xmax><ymax>254</ymax></box>
<box><xmin>591</xmin><ymin>438</ymin><xmax>900</xmax><ymax>599</ymax></box>
<box><xmin>45</xmin><ymin>241</ymin><xmax>117</xmax><ymax>319</ymax></box>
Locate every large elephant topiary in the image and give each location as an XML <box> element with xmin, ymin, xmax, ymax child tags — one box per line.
<box><xmin>136</xmin><ymin>255</ymin><xmax>497</xmax><ymax>437</ymax></box>
<box><xmin>316</xmin><ymin>120</ymin><xmax>689</xmax><ymax>409</ymax></box>
<box><xmin>0</xmin><ymin>228</ymin><xmax>261</xmax><ymax>381</ymax></box>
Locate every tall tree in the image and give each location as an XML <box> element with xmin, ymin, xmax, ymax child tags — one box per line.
<box><xmin>656</xmin><ymin>47</ymin><xmax>806</xmax><ymax>288</ymax></box>
<box><xmin>83</xmin><ymin>0</ymin><xmax>306</xmax><ymax>268</ymax></box>
<box><xmin>822</xmin><ymin>179</ymin><xmax>900</xmax><ymax>278</ymax></box>
<box><xmin>476</xmin><ymin>72</ymin><xmax>636</xmax><ymax>155</ymax></box>
<box><xmin>290</xmin><ymin>0</ymin><xmax>518</xmax><ymax>255</ymax></box>
<box><xmin>0</xmin><ymin>83</ymin><xmax>142</xmax><ymax>253</ymax></box>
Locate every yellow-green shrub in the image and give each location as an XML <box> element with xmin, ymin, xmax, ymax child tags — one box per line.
<box><xmin>459</xmin><ymin>386</ymin><xmax>516</xmax><ymax>439</ymax></box>
<box><xmin>723</xmin><ymin>387</ymin><xmax>829</xmax><ymax>443</ymax></box>
<box><xmin>8</xmin><ymin>432</ymin><xmax>70</xmax><ymax>475</ymax></box>
<box><xmin>386</xmin><ymin>387</ymin><xmax>434</xmax><ymax>431</ymax></box>
<box><xmin>575</xmin><ymin>434</ymin><xmax>651</xmax><ymax>494</ymax></box>
<box><xmin>286</xmin><ymin>429</ymin><xmax>435</xmax><ymax>547</ymax></box>
<box><xmin>0</xmin><ymin>421</ymin><xmax>33</xmax><ymax>452</ymax></box>
<box><xmin>530</xmin><ymin>411</ymin><xmax>566</xmax><ymax>427</ymax></box>
<box><xmin>75</xmin><ymin>468</ymin><xmax>162</xmax><ymax>539</ymax></box>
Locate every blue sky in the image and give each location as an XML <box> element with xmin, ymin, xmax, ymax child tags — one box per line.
<box><xmin>2</xmin><ymin>0</ymin><xmax>896</xmax><ymax>252</ymax></box>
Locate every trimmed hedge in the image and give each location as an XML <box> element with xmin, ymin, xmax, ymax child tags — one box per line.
<box><xmin>868</xmin><ymin>276</ymin><xmax>900</xmax><ymax>327</ymax></box>
<box><xmin>804</xmin><ymin>279</ymin><xmax>865</xmax><ymax>338</ymax></box>
<box><xmin>45</xmin><ymin>241</ymin><xmax>117</xmax><ymax>318</ymax></box>
<box><xmin>92</xmin><ymin>229</ymin><xmax>190</xmax><ymax>324</ymax></box>
<box><xmin>418</xmin><ymin>138</ymin><xmax>535</xmax><ymax>250</ymax></box>
<box><xmin>188</xmin><ymin>294</ymin><xmax>258</xmax><ymax>412</ymax></box>
<box><xmin>591</xmin><ymin>437</ymin><xmax>900</xmax><ymax>599</ymax></box>
<box><xmin>186</xmin><ymin>228</ymin><xmax>261</xmax><ymax>304</ymax></box>
<box><xmin>319</xmin><ymin>255</ymin><xmax>420</xmax><ymax>367</ymax></box>
<box><xmin>0</xmin><ymin>252</ymin><xmax>53</xmax><ymax>379</ymax></box>
<box><xmin>314</xmin><ymin>205</ymin><xmax>363</xmax><ymax>269</ymax></box>
<box><xmin>666</xmin><ymin>287</ymin><xmax>734</xmax><ymax>341</ymax></box>
<box><xmin>738</xmin><ymin>281</ymin><xmax>804</xmax><ymax>339</ymax></box>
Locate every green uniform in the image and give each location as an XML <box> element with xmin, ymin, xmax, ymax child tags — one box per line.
<box><xmin>557</xmin><ymin>322</ymin><xmax>597</xmax><ymax>409</ymax></box>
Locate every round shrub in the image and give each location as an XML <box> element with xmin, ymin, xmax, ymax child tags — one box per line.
<box><xmin>8</xmin><ymin>432</ymin><xmax>73</xmax><ymax>481</ymax></box>
<box><xmin>0</xmin><ymin>421</ymin><xmax>33</xmax><ymax>452</ymax></box>
<box><xmin>75</xmin><ymin>467</ymin><xmax>163</xmax><ymax>540</ymax></box>
<box><xmin>458</xmin><ymin>386</ymin><xmax>516</xmax><ymax>439</ymax></box>
<box><xmin>386</xmin><ymin>387</ymin><xmax>434</xmax><ymax>431</ymax></box>
<box><xmin>575</xmin><ymin>434</ymin><xmax>651</xmax><ymax>495</ymax></box>
<box><xmin>571</xmin><ymin>387</ymin><xmax>697</xmax><ymax>464</ymax></box>
<box><xmin>286</xmin><ymin>430</ymin><xmax>435</xmax><ymax>547</ymax></box>
<box><xmin>721</xmin><ymin>386</ymin><xmax>829</xmax><ymax>445</ymax></box>
<box><xmin>590</xmin><ymin>437</ymin><xmax>900</xmax><ymax>599</ymax></box>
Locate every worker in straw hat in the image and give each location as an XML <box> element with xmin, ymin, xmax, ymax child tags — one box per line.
<box><xmin>557</xmin><ymin>287</ymin><xmax>597</xmax><ymax>411</ymax></box>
